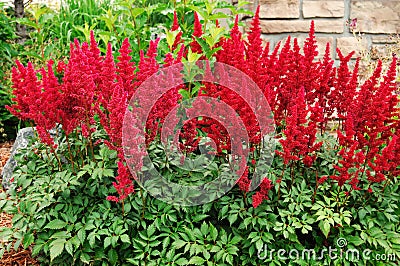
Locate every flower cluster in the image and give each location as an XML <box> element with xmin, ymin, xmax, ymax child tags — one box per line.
<box><xmin>252</xmin><ymin>178</ymin><xmax>273</xmax><ymax>208</ymax></box>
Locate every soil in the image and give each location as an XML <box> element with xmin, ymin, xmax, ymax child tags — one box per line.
<box><xmin>0</xmin><ymin>141</ymin><xmax>39</xmax><ymax>266</ymax></box>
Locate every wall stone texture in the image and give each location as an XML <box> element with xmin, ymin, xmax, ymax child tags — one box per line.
<box><xmin>238</xmin><ymin>0</ymin><xmax>399</xmax><ymax>61</ymax></box>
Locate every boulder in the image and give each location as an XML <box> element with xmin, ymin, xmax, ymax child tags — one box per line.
<box><xmin>1</xmin><ymin>126</ymin><xmax>66</xmax><ymax>190</ymax></box>
<box><xmin>1</xmin><ymin>127</ymin><xmax>35</xmax><ymax>190</ymax></box>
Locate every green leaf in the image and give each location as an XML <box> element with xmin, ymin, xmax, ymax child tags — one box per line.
<box><xmin>319</xmin><ymin>220</ymin><xmax>331</xmax><ymax>238</ymax></box>
<box><xmin>108</xmin><ymin>249</ymin><xmax>118</xmax><ymax>265</ymax></box>
<box><xmin>173</xmin><ymin>239</ymin><xmax>186</xmax><ymax>249</ymax></box>
<box><xmin>50</xmin><ymin>239</ymin><xmax>66</xmax><ymax>261</ymax></box>
<box><xmin>104</xmin><ymin>236</ymin><xmax>112</xmax><ymax>249</ymax></box>
<box><xmin>175</xmin><ymin>258</ymin><xmax>189</xmax><ymax>265</ymax></box>
<box><xmin>65</xmin><ymin>240</ymin><xmax>73</xmax><ymax>256</ymax></box>
<box><xmin>209</xmin><ymin>224</ymin><xmax>218</xmax><ymax>241</ymax></box>
<box><xmin>228</xmin><ymin>213</ymin><xmax>238</xmax><ymax>226</ymax></box>
<box><xmin>358</xmin><ymin>209</ymin><xmax>367</xmax><ymax>220</ymax></box>
<box><xmin>80</xmin><ymin>252</ymin><xmax>91</xmax><ymax>264</ymax></box>
<box><xmin>390</xmin><ymin>237</ymin><xmax>400</xmax><ymax>245</ymax></box>
<box><xmin>45</xmin><ymin>219</ymin><xmax>67</xmax><ymax>230</ymax></box>
<box><xmin>189</xmin><ymin>256</ymin><xmax>205</xmax><ymax>265</ymax></box>
<box><xmin>131</xmin><ymin>7</ymin><xmax>145</xmax><ymax>18</ymax></box>
<box><xmin>78</xmin><ymin>229</ymin><xmax>86</xmax><ymax>243</ymax></box>
<box><xmin>23</xmin><ymin>233</ymin><xmax>34</xmax><ymax>249</ymax></box>
<box><xmin>147</xmin><ymin>223</ymin><xmax>156</xmax><ymax>237</ymax></box>
<box><xmin>346</xmin><ymin>236</ymin><xmax>363</xmax><ymax>246</ymax></box>
<box><xmin>31</xmin><ymin>243</ymin><xmax>44</xmax><ymax>256</ymax></box>
<box><xmin>165</xmin><ymin>29</ymin><xmax>179</xmax><ymax>49</ymax></box>
<box><xmin>120</xmin><ymin>234</ymin><xmax>131</xmax><ymax>244</ymax></box>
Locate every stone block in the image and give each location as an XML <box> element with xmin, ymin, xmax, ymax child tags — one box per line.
<box><xmin>315</xmin><ymin>37</ymin><xmax>335</xmax><ymax>58</ymax></box>
<box><xmin>259</xmin><ymin>0</ymin><xmax>300</xmax><ymax>18</ymax></box>
<box><xmin>372</xmin><ymin>36</ymin><xmax>397</xmax><ymax>44</ymax></box>
<box><xmin>259</xmin><ymin>19</ymin><xmax>343</xmax><ymax>33</ymax></box>
<box><xmin>351</xmin><ymin>1</ymin><xmax>400</xmax><ymax>34</ymax></box>
<box><xmin>336</xmin><ymin>37</ymin><xmax>369</xmax><ymax>58</ymax></box>
<box><xmin>303</xmin><ymin>1</ymin><xmax>345</xmax><ymax>18</ymax></box>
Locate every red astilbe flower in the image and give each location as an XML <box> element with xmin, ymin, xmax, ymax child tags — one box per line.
<box><xmin>276</xmin><ymin>87</ymin><xmax>322</xmax><ymax>165</ymax></box>
<box><xmin>172</xmin><ymin>10</ymin><xmax>180</xmax><ymax>31</ymax></box>
<box><xmin>170</xmin><ymin>11</ymin><xmax>183</xmax><ymax>52</ymax></box>
<box><xmin>56</xmin><ymin>60</ymin><xmax>66</xmax><ymax>73</ymax></box>
<box><xmin>303</xmin><ymin>22</ymin><xmax>326</xmax><ymax>97</ymax></box>
<box><xmin>7</xmin><ymin>61</ymin><xmax>40</xmax><ymax>121</ymax></box>
<box><xmin>237</xmin><ymin>166</ymin><xmax>250</xmax><ymax>192</ymax></box>
<box><xmin>367</xmin><ymin>135</ymin><xmax>398</xmax><ymax>184</ymax></box>
<box><xmin>315</xmin><ymin>43</ymin><xmax>335</xmax><ymax>130</ymax></box>
<box><xmin>327</xmin><ymin>49</ymin><xmax>357</xmax><ymax>121</ymax></box>
<box><xmin>245</xmin><ymin>6</ymin><xmax>264</xmax><ymax>86</ymax></box>
<box><xmin>60</xmin><ymin>40</ymin><xmax>97</xmax><ymax>136</ymax></box>
<box><xmin>135</xmin><ymin>43</ymin><xmax>184</xmax><ymax>146</ymax></box>
<box><xmin>134</xmin><ymin>38</ymin><xmax>160</xmax><ymax>89</ymax></box>
<box><xmin>189</xmin><ymin>12</ymin><xmax>203</xmax><ymax>54</ymax></box>
<box><xmin>116</xmin><ymin>38</ymin><xmax>136</xmax><ymax>99</ymax></box>
<box><xmin>36</xmin><ymin>60</ymin><xmax>64</xmax><ymax>148</ymax></box>
<box><xmin>98</xmin><ymin>43</ymin><xmax>117</xmax><ymax>107</ymax></box>
<box><xmin>97</xmin><ymin>83</ymin><xmax>128</xmax><ymax>157</ymax></box>
<box><xmin>343</xmin><ymin>57</ymin><xmax>399</xmax><ymax>173</ymax></box>
<box><xmin>178</xmin><ymin>119</ymin><xmax>201</xmax><ymax>154</ymax></box>
<box><xmin>252</xmin><ymin>177</ymin><xmax>273</xmax><ymax>208</ymax></box>
<box><xmin>216</xmin><ymin>16</ymin><xmax>245</xmax><ymax>71</ymax></box>
<box><xmin>330</xmin><ymin>141</ymin><xmax>365</xmax><ymax>190</ymax></box>
<box><xmin>267</xmin><ymin>37</ymin><xmax>300</xmax><ymax>126</ymax></box>
<box><xmin>107</xmin><ymin>161</ymin><xmax>135</xmax><ymax>202</ymax></box>
<box><xmin>7</xmin><ymin>60</ymin><xmax>62</xmax><ymax>148</ymax></box>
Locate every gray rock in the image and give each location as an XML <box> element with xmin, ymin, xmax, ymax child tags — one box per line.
<box><xmin>1</xmin><ymin>125</ymin><xmax>69</xmax><ymax>190</ymax></box>
<box><xmin>1</xmin><ymin>127</ymin><xmax>35</xmax><ymax>190</ymax></box>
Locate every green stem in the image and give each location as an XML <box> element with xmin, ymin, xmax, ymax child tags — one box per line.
<box><xmin>312</xmin><ymin>170</ymin><xmax>319</xmax><ymax>204</ymax></box>
<box><xmin>65</xmin><ymin>133</ymin><xmax>75</xmax><ymax>173</ymax></box>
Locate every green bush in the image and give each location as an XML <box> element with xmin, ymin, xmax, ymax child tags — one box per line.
<box><xmin>0</xmin><ymin>3</ymin><xmax>19</xmax><ymax>140</ymax></box>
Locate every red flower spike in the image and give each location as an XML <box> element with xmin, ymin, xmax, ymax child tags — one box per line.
<box><xmin>117</xmin><ymin>38</ymin><xmax>136</xmax><ymax>98</ymax></box>
<box><xmin>237</xmin><ymin>167</ymin><xmax>250</xmax><ymax>192</ymax></box>
<box><xmin>172</xmin><ymin>11</ymin><xmax>180</xmax><ymax>31</ymax></box>
<box><xmin>109</xmin><ymin>161</ymin><xmax>135</xmax><ymax>202</ymax></box>
<box><xmin>245</xmin><ymin>5</ymin><xmax>263</xmax><ymax>85</ymax></box>
<box><xmin>189</xmin><ymin>12</ymin><xmax>203</xmax><ymax>54</ymax></box>
<box><xmin>252</xmin><ymin>178</ymin><xmax>273</xmax><ymax>208</ymax></box>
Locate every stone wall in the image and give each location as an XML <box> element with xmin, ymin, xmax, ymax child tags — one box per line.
<box><xmin>241</xmin><ymin>0</ymin><xmax>400</xmax><ymax>60</ymax></box>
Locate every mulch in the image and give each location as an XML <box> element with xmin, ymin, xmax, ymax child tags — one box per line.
<box><xmin>0</xmin><ymin>141</ymin><xmax>39</xmax><ymax>266</ymax></box>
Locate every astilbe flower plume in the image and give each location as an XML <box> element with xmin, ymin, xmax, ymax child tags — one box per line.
<box><xmin>276</xmin><ymin>87</ymin><xmax>322</xmax><ymax>166</ymax></box>
<box><xmin>237</xmin><ymin>166</ymin><xmax>250</xmax><ymax>192</ymax></box>
<box><xmin>331</xmin><ymin>57</ymin><xmax>399</xmax><ymax>190</ymax></box>
<box><xmin>170</xmin><ymin>11</ymin><xmax>183</xmax><ymax>52</ymax></box>
<box><xmin>116</xmin><ymin>38</ymin><xmax>136</xmax><ymax>99</ymax></box>
<box><xmin>252</xmin><ymin>178</ymin><xmax>273</xmax><ymax>208</ymax></box>
<box><xmin>107</xmin><ymin>161</ymin><xmax>134</xmax><ymax>202</ymax></box>
<box><xmin>7</xmin><ymin>60</ymin><xmax>62</xmax><ymax>149</ymax></box>
<box><xmin>190</xmin><ymin>12</ymin><xmax>203</xmax><ymax>54</ymax></box>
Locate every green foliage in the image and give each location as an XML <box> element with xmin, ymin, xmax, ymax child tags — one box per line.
<box><xmin>1</xmin><ymin>131</ymin><xmax>399</xmax><ymax>265</ymax></box>
<box><xmin>0</xmin><ymin>3</ymin><xmax>19</xmax><ymax>140</ymax></box>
